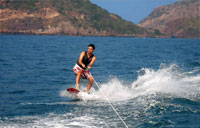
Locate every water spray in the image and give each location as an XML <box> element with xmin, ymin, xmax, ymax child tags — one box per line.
<box><xmin>91</xmin><ymin>75</ymin><xmax>129</xmax><ymax>128</ymax></box>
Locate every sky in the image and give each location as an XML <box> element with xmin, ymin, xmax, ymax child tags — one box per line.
<box><xmin>90</xmin><ymin>0</ymin><xmax>179</xmax><ymax>24</ymax></box>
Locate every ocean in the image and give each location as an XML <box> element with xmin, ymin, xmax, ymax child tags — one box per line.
<box><xmin>0</xmin><ymin>35</ymin><xmax>200</xmax><ymax>128</ymax></box>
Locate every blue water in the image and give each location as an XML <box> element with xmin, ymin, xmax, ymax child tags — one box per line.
<box><xmin>0</xmin><ymin>35</ymin><xmax>200</xmax><ymax>128</ymax></box>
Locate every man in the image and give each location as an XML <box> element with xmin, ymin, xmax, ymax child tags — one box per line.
<box><xmin>73</xmin><ymin>44</ymin><xmax>96</xmax><ymax>93</ymax></box>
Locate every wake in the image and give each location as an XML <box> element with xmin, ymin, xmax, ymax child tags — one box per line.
<box><xmin>61</xmin><ymin>64</ymin><xmax>200</xmax><ymax>102</ymax></box>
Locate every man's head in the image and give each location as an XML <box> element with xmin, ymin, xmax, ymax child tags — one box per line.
<box><xmin>88</xmin><ymin>44</ymin><xmax>95</xmax><ymax>54</ymax></box>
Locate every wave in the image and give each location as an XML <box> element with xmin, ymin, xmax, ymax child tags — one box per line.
<box><xmin>132</xmin><ymin>64</ymin><xmax>200</xmax><ymax>101</ymax></box>
<box><xmin>0</xmin><ymin>113</ymin><xmax>108</xmax><ymax>128</ymax></box>
<box><xmin>62</xmin><ymin>64</ymin><xmax>200</xmax><ymax>102</ymax></box>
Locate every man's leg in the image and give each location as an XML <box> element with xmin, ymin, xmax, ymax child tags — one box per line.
<box><xmin>76</xmin><ymin>71</ymin><xmax>81</xmax><ymax>90</ymax></box>
<box><xmin>86</xmin><ymin>75</ymin><xmax>94</xmax><ymax>93</ymax></box>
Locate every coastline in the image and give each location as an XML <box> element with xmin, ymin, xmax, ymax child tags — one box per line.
<box><xmin>1</xmin><ymin>32</ymin><xmax>199</xmax><ymax>39</ymax></box>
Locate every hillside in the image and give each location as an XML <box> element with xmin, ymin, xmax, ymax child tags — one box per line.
<box><xmin>139</xmin><ymin>0</ymin><xmax>200</xmax><ymax>38</ymax></box>
<box><xmin>0</xmin><ymin>0</ymin><xmax>152</xmax><ymax>37</ymax></box>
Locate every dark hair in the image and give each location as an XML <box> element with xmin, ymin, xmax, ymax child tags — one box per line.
<box><xmin>88</xmin><ymin>44</ymin><xmax>95</xmax><ymax>50</ymax></box>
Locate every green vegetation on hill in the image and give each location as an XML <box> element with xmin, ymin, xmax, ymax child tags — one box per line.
<box><xmin>0</xmin><ymin>0</ymin><xmax>149</xmax><ymax>36</ymax></box>
<box><xmin>139</xmin><ymin>0</ymin><xmax>199</xmax><ymax>38</ymax></box>
<box><xmin>1</xmin><ymin>0</ymin><xmax>39</xmax><ymax>11</ymax></box>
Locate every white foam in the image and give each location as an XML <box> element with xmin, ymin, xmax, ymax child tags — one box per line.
<box><xmin>132</xmin><ymin>64</ymin><xmax>200</xmax><ymax>101</ymax></box>
<box><xmin>93</xmin><ymin>78</ymin><xmax>133</xmax><ymax>101</ymax></box>
<box><xmin>62</xmin><ymin>64</ymin><xmax>200</xmax><ymax>102</ymax></box>
<box><xmin>62</xmin><ymin>77</ymin><xmax>133</xmax><ymax>102</ymax></box>
<box><xmin>0</xmin><ymin>113</ymin><xmax>109</xmax><ymax>128</ymax></box>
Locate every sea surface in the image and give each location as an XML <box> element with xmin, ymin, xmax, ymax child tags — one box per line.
<box><xmin>0</xmin><ymin>35</ymin><xmax>200</xmax><ymax>128</ymax></box>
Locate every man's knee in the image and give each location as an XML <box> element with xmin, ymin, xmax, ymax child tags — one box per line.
<box><xmin>88</xmin><ymin>76</ymin><xmax>94</xmax><ymax>82</ymax></box>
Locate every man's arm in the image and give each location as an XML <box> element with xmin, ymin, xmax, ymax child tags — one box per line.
<box><xmin>78</xmin><ymin>51</ymin><xmax>86</xmax><ymax>68</ymax></box>
<box><xmin>88</xmin><ymin>56</ymin><xmax>96</xmax><ymax>69</ymax></box>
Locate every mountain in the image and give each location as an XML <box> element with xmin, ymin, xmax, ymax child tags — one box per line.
<box><xmin>139</xmin><ymin>0</ymin><xmax>200</xmax><ymax>38</ymax></box>
<box><xmin>0</xmin><ymin>0</ymin><xmax>151</xmax><ymax>37</ymax></box>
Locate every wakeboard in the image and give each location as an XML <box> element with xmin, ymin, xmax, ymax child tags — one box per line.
<box><xmin>67</xmin><ymin>88</ymin><xmax>80</xmax><ymax>95</ymax></box>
